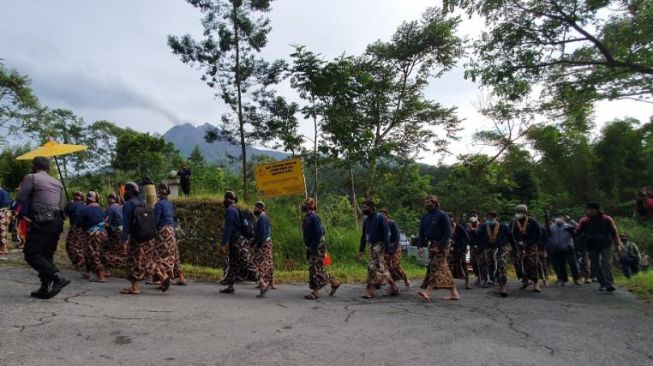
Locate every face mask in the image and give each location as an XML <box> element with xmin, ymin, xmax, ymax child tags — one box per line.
<box><xmin>515</xmin><ymin>213</ymin><xmax>525</xmax><ymax>219</ymax></box>
<box><xmin>301</xmin><ymin>204</ymin><xmax>308</xmax><ymax>213</ymax></box>
<box><xmin>223</xmin><ymin>200</ymin><xmax>231</xmax><ymax>208</ymax></box>
<box><xmin>486</xmin><ymin>219</ymin><xmax>496</xmax><ymax>225</ymax></box>
<box><xmin>254</xmin><ymin>210</ymin><xmax>261</xmax><ymax>217</ymax></box>
<box><xmin>470</xmin><ymin>216</ymin><xmax>478</xmax><ymax>223</ymax></box>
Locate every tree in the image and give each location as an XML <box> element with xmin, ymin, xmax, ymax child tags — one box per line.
<box><xmin>320</xmin><ymin>7</ymin><xmax>463</xmax><ymax>198</ymax></box>
<box><xmin>188</xmin><ymin>145</ymin><xmax>206</xmax><ymax>167</ymax></box>
<box><xmin>0</xmin><ymin>62</ymin><xmax>40</xmax><ymax>145</ymax></box>
<box><xmin>168</xmin><ymin>0</ymin><xmax>286</xmax><ymax>203</ymax></box>
<box><xmin>444</xmin><ymin>0</ymin><xmax>653</xmax><ymax>107</ymax></box>
<box><xmin>248</xmin><ymin>96</ymin><xmax>303</xmax><ymax>156</ymax></box>
<box><xmin>0</xmin><ymin>145</ymin><xmax>32</xmax><ymax>191</ymax></box>
<box><xmin>112</xmin><ymin>129</ymin><xmax>181</xmax><ymax>180</ymax></box>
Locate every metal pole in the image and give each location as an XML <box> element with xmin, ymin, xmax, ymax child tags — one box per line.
<box><xmin>53</xmin><ymin>156</ymin><xmax>70</xmax><ymax>202</ymax></box>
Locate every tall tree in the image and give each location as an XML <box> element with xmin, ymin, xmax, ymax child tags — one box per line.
<box><xmin>444</xmin><ymin>0</ymin><xmax>653</xmax><ymax>107</ymax></box>
<box><xmin>0</xmin><ymin>62</ymin><xmax>40</xmax><ymax>145</ymax></box>
<box><xmin>168</xmin><ymin>0</ymin><xmax>286</xmax><ymax>203</ymax></box>
<box><xmin>112</xmin><ymin>129</ymin><xmax>181</xmax><ymax>180</ymax></box>
<box><xmin>321</xmin><ymin>7</ymin><xmax>463</xmax><ymax>198</ymax></box>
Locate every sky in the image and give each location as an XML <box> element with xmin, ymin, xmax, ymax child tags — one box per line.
<box><xmin>2</xmin><ymin>0</ymin><xmax>651</xmax><ymax>165</ymax></box>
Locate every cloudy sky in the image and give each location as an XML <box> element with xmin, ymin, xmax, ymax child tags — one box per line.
<box><xmin>2</xmin><ymin>0</ymin><xmax>651</xmax><ymax>165</ymax></box>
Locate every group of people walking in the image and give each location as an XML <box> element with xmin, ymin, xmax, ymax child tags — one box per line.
<box><xmin>8</xmin><ymin>156</ymin><xmax>636</xmax><ymax>301</ymax></box>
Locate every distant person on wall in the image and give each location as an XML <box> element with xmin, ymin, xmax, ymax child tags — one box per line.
<box><xmin>154</xmin><ymin>183</ymin><xmax>186</xmax><ymax>287</ymax></box>
<box><xmin>302</xmin><ymin>197</ymin><xmax>340</xmax><ymax>300</ymax></box>
<box><xmin>380</xmin><ymin>208</ymin><xmax>410</xmax><ymax>288</ymax></box>
<box><xmin>219</xmin><ymin>191</ymin><xmax>258</xmax><ymax>295</ymax></box>
<box><xmin>178</xmin><ymin>161</ymin><xmax>192</xmax><ymax>196</ymax></box>
<box><xmin>417</xmin><ymin>195</ymin><xmax>459</xmax><ymax>301</ymax></box>
<box><xmin>80</xmin><ymin>191</ymin><xmax>108</xmax><ymax>283</ymax></box>
<box><xmin>15</xmin><ymin>157</ymin><xmax>70</xmax><ymax>299</ymax></box>
<box><xmin>511</xmin><ymin>204</ymin><xmax>543</xmax><ymax>293</ymax></box>
<box><xmin>448</xmin><ymin>213</ymin><xmax>471</xmax><ymax>290</ymax></box>
<box><xmin>576</xmin><ymin>203</ymin><xmax>623</xmax><ymax>292</ymax></box>
<box><xmin>64</xmin><ymin>191</ymin><xmax>86</xmax><ymax>269</ymax></box>
<box><xmin>479</xmin><ymin>211</ymin><xmax>514</xmax><ymax>297</ymax></box>
<box><xmin>252</xmin><ymin>201</ymin><xmax>273</xmax><ymax>298</ymax></box>
<box><xmin>618</xmin><ymin>234</ymin><xmax>641</xmax><ymax>279</ymax></box>
<box><xmin>359</xmin><ymin>200</ymin><xmax>398</xmax><ymax>299</ymax></box>
<box><xmin>0</xmin><ymin>182</ymin><xmax>12</xmax><ymax>256</ymax></box>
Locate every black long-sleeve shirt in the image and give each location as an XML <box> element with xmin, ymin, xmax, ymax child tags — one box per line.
<box><xmin>418</xmin><ymin>209</ymin><xmax>451</xmax><ymax>249</ymax></box>
<box><xmin>511</xmin><ymin>217</ymin><xmax>542</xmax><ymax>248</ymax></box>
<box><xmin>302</xmin><ymin>212</ymin><xmax>323</xmax><ymax>250</ymax></box>
<box><xmin>479</xmin><ymin>223</ymin><xmax>514</xmax><ymax>249</ymax></box>
<box><xmin>359</xmin><ymin>212</ymin><xmax>391</xmax><ymax>254</ymax></box>
<box><xmin>451</xmin><ymin>224</ymin><xmax>470</xmax><ymax>251</ymax></box>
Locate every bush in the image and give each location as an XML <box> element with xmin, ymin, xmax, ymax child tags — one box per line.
<box><xmin>173</xmin><ymin>196</ymin><xmax>226</xmax><ymax>268</ymax></box>
<box><xmin>616</xmin><ymin>217</ymin><xmax>653</xmax><ymax>254</ymax></box>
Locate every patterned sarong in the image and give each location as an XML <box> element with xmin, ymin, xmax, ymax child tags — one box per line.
<box><xmin>307</xmin><ymin>239</ymin><xmax>332</xmax><ymax>291</ymax></box>
<box><xmin>426</xmin><ymin>244</ymin><xmax>454</xmax><ymax>289</ymax></box>
<box><xmin>223</xmin><ymin>236</ymin><xmax>258</xmax><ymax>285</ymax></box>
<box><xmin>254</xmin><ymin>240</ymin><xmax>273</xmax><ymax>289</ymax></box>
<box><xmin>366</xmin><ymin>242</ymin><xmax>392</xmax><ymax>288</ymax></box>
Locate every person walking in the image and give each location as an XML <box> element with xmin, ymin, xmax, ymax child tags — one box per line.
<box><xmin>417</xmin><ymin>195</ymin><xmax>459</xmax><ymax>301</ymax></box>
<box><xmin>359</xmin><ymin>201</ymin><xmax>398</xmax><ymax>299</ymax></box>
<box><xmin>15</xmin><ymin>157</ymin><xmax>70</xmax><ymax>299</ymax></box>
<box><xmin>302</xmin><ymin>197</ymin><xmax>340</xmax><ymax>300</ymax></box>
<box><xmin>120</xmin><ymin>182</ymin><xmax>169</xmax><ymax>295</ymax></box>
<box><xmin>479</xmin><ymin>211</ymin><xmax>514</xmax><ymax>297</ymax></box>
<box><xmin>546</xmin><ymin>214</ymin><xmax>581</xmax><ymax>286</ymax></box>
<box><xmin>466</xmin><ymin>210</ymin><xmax>485</xmax><ymax>287</ymax></box>
<box><xmin>80</xmin><ymin>191</ymin><xmax>108</xmax><ymax>283</ymax></box>
<box><xmin>380</xmin><ymin>208</ymin><xmax>410</xmax><ymax>288</ymax></box>
<box><xmin>103</xmin><ymin>193</ymin><xmax>127</xmax><ymax>271</ymax></box>
<box><xmin>618</xmin><ymin>234</ymin><xmax>641</xmax><ymax>279</ymax></box>
<box><xmin>576</xmin><ymin>203</ymin><xmax>623</xmax><ymax>292</ymax></box>
<box><xmin>64</xmin><ymin>192</ymin><xmax>86</xmax><ymax>269</ymax></box>
<box><xmin>448</xmin><ymin>213</ymin><xmax>471</xmax><ymax>290</ymax></box>
<box><xmin>154</xmin><ymin>183</ymin><xmax>186</xmax><ymax>287</ymax></box>
<box><xmin>219</xmin><ymin>191</ymin><xmax>258</xmax><ymax>294</ymax></box>
<box><xmin>0</xmin><ymin>183</ymin><xmax>12</xmax><ymax>257</ymax></box>
<box><xmin>511</xmin><ymin>204</ymin><xmax>543</xmax><ymax>292</ymax></box>
<box><xmin>252</xmin><ymin>201</ymin><xmax>273</xmax><ymax>297</ymax></box>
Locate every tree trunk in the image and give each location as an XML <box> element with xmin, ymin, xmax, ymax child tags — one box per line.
<box><xmin>350</xmin><ymin>167</ymin><xmax>359</xmax><ymax>227</ymax></box>
<box><xmin>233</xmin><ymin>5</ymin><xmax>248</xmax><ymax>203</ymax></box>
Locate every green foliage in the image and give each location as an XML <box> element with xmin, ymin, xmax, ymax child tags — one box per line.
<box><xmin>444</xmin><ymin>0</ymin><xmax>653</xmax><ymax>107</ymax></box>
<box><xmin>0</xmin><ymin>62</ymin><xmax>40</xmax><ymax>145</ymax></box>
<box><xmin>0</xmin><ymin>145</ymin><xmax>32</xmax><ymax>191</ymax></box>
<box><xmin>112</xmin><ymin>129</ymin><xmax>181</xmax><ymax>181</ymax></box>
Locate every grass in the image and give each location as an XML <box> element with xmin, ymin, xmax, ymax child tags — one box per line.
<box><xmin>615</xmin><ymin>271</ymin><xmax>653</xmax><ymax>301</ymax></box>
<box><xmin>182</xmin><ymin>257</ymin><xmax>426</xmax><ymax>284</ymax></box>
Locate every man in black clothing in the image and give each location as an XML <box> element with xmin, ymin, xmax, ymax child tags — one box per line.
<box><xmin>15</xmin><ymin>157</ymin><xmax>70</xmax><ymax>299</ymax></box>
<box><xmin>178</xmin><ymin>161</ymin><xmax>192</xmax><ymax>196</ymax></box>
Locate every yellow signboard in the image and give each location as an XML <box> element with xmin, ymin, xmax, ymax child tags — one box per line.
<box><xmin>255</xmin><ymin>158</ymin><xmax>306</xmax><ymax>198</ymax></box>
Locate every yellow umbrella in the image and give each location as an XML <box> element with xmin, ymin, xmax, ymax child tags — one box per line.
<box><xmin>16</xmin><ymin>141</ymin><xmax>87</xmax><ymax>160</ymax></box>
<box><xmin>16</xmin><ymin>140</ymin><xmax>88</xmax><ymax>200</ymax></box>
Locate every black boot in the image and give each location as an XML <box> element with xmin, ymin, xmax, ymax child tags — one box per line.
<box><xmin>30</xmin><ymin>281</ymin><xmax>51</xmax><ymax>299</ymax></box>
<box><xmin>49</xmin><ymin>273</ymin><xmax>71</xmax><ymax>298</ymax></box>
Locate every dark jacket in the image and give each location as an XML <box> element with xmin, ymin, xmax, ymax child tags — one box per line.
<box><xmin>575</xmin><ymin>214</ymin><xmax>619</xmax><ymax>250</ymax></box>
<box><xmin>64</xmin><ymin>201</ymin><xmax>86</xmax><ymax>226</ymax></box>
<box><xmin>80</xmin><ymin>205</ymin><xmax>107</xmax><ymax>232</ymax></box>
<box><xmin>388</xmin><ymin>219</ymin><xmax>400</xmax><ymax>253</ymax></box>
<box><xmin>479</xmin><ymin>222</ymin><xmax>514</xmax><ymax>249</ymax></box>
<box><xmin>359</xmin><ymin>212</ymin><xmax>391</xmax><ymax>254</ymax></box>
<box><xmin>252</xmin><ymin>213</ymin><xmax>271</xmax><ymax>248</ymax></box>
<box><xmin>418</xmin><ymin>209</ymin><xmax>451</xmax><ymax>249</ymax></box>
<box><xmin>121</xmin><ymin>197</ymin><xmax>143</xmax><ymax>242</ymax></box>
<box><xmin>221</xmin><ymin>205</ymin><xmax>241</xmax><ymax>246</ymax></box>
<box><xmin>154</xmin><ymin>198</ymin><xmax>174</xmax><ymax>228</ymax></box>
<box><xmin>511</xmin><ymin>217</ymin><xmax>542</xmax><ymax>248</ymax></box>
<box><xmin>302</xmin><ymin>212</ymin><xmax>323</xmax><ymax>251</ymax></box>
<box><xmin>451</xmin><ymin>223</ymin><xmax>471</xmax><ymax>251</ymax></box>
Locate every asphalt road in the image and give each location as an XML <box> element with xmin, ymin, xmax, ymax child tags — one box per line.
<box><xmin>1</xmin><ymin>265</ymin><xmax>652</xmax><ymax>366</ymax></box>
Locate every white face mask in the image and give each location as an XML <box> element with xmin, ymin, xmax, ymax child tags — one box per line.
<box><xmin>515</xmin><ymin>213</ymin><xmax>525</xmax><ymax>220</ymax></box>
<box><xmin>470</xmin><ymin>216</ymin><xmax>478</xmax><ymax>223</ymax></box>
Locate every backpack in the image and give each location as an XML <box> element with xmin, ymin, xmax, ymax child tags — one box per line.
<box><xmin>238</xmin><ymin>208</ymin><xmax>256</xmax><ymax>239</ymax></box>
<box><xmin>130</xmin><ymin>198</ymin><xmax>157</xmax><ymax>243</ymax></box>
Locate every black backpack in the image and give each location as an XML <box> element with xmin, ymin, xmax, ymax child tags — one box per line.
<box><xmin>130</xmin><ymin>198</ymin><xmax>157</xmax><ymax>243</ymax></box>
<box><xmin>238</xmin><ymin>208</ymin><xmax>256</xmax><ymax>239</ymax></box>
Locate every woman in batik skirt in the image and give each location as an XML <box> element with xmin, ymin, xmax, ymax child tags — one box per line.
<box><xmin>64</xmin><ymin>191</ymin><xmax>86</xmax><ymax>269</ymax></box>
<box><xmin>80</xmin><ymin>191</ymin><xmax>108</xmax><ymax>283</ymax></box>
<box><xmin>120</xmin><ymin>182</ymin><xmax>170</xmax><ymax>295</ymax></box>
<box><xmin>380</xmin><ymin>209</ymin><xmax>410</xmax><ymax>288</ymax></box>
<box><xmin>154</xmin><ymin>183</ymin><xmax>186</xmax><ymax>287</ymax></box>
<box><xmin>103</xmin><ymin>193</ymin><xmax>127</xmax><ymax>272</ymax></box>
<box><xmin>302</xmin><ymin>197</ymin><xmax>340</xmax><ymax>300</ymax></box>
<box><xmin>448</xmin><ymin>213</ymin><xmax>471</xmax><ymax>289</ymax></box>
<box><xmin>252</xmin><ymin>201</ymin><xmax>273</xmax><ymax>297</ymax></box>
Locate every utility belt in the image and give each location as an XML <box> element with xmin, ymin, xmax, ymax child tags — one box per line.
<box><xmin>30</xmin><ymin>202</ymin><xmax>62</xmax><ymax>224</ymax></box>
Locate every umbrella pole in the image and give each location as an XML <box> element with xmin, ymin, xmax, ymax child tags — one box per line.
<box><xmin>54</xmin><ymin>156</ymin><xmax>70</xmax><ymax>202</ymax></box>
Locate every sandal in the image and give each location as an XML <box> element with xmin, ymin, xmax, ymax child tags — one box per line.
<box><xmin>417</xmin><ymin>291</ymin><xmax>431</xmax><ymax>301</ymax></box>
<box><xmin>329</xmin><ymin>282</ymin><xmax>340</xmax><ymax>297</ymax></box>
<box><xmin>174</xmin><ymin>281</ymin><xmax>188</xmax><ymax>286</ymax></box>
<box><xmin>304</xmin><ymin>293</ymin><xmax>319</xmax><ymax>300</ymax></box>
<box><xmin>120</xmin><ymin>288</ymin><xmax>140</xmax><ymax>295</ymax></box>
<box><xmin>220</xmin><ymin>287</ymin><xmax>235</xmax><ymax>294</ymax></box>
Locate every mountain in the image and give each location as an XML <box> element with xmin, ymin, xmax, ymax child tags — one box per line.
<box><xmin>163</xmin><ymin>123</ymin><xmax>287</xmax><ymax>166</ymax></box>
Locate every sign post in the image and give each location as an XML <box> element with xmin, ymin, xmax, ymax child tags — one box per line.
<box><xmin>254</xmin><ymin>158</ymin><xmax>307</xmax><ymax>199</ymax></box>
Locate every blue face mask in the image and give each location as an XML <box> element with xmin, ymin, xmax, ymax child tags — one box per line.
<box><xmin>486</xmin><ymin>219</ymin><xmax>496</xmax><ymax>225</ymax></box>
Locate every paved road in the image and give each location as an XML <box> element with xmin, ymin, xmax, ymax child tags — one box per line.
<box><xmin>1</xmin><ymin>266</ymin><xmax>652</xmax><ymax>366</ymax></box>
